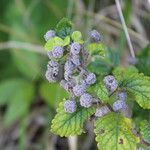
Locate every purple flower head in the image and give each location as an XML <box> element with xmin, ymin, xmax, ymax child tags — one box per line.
<box><xmin>89</xmin><ymin>30</ymin><xmax>101</xmax><ymax>42</ymax></box>
<box><xmin>64</xmin><ymin>100</ymin><xmax>77</xmax><ymax>113</ymax></box>
<box><xmin>44</xmin><ymin>30</ymin><xmax>56</xmax><ymax>41</ymax></box>
<box><xmin>52</xmin><ymin>46</ymin><xmax>64</xmax><ymax>58</ymax></box>
<box><xmin>70</xmin><ymin>42</ymin><xmax>81</xmax><ymax>55</ymax></box>
<box><xmin>80</xmin><ymin>93</ymin><xmax>93</xmax><ymax>108</ymax></box>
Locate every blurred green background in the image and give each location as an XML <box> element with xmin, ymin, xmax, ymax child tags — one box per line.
<box><xmin>0</xmin><ymin>0</ymin><xmax>149</xmax><ymax>150</ymax></box>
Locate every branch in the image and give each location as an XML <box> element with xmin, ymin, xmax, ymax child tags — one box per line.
<box><xmin>0</xmin><ymin>41</ymin><xmax>46</xmax><ymax>55</ymax></box>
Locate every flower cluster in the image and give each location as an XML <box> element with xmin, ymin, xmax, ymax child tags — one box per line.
<box><xmin>44</xmin><ymin>29</ymin><xmax>101</xmax><ymax>113</ymax></box>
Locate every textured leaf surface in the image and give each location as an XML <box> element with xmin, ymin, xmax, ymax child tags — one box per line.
<box><xmin>55</xmin><ymin>18</ymin><xmax>72</xmax><ymax>39</ymax></box>
<box><xmin>113</xmin><ymin>67</ymin><xmax>150</xmax><ymax>109</ymax></box>
<box><xmin>140</xmin><ymin>120</ymin><xmax>150</xmax><ymax>143</ymax></box>
<box><xmin>71</xmin><ymin>31</ymin><xmax>82</xmax><ymax>42</ymax></box>
<box><xmin>94</xmin><ymin>112</ymin><xmax>139</xmax><ymax>150</ymax></box>
<box><xmin>87</xmin><ymin>43</ymin><xmax>106</xmax><ymax>57</ymax></box>
<box><xmin>44</xmin><ymin>37</ymin><xmax>64</xmax><ymax>51</ymax></box>
<box><xmin>51</xmin><ymin>101</ymin><xmax>95</xmax><ymax>137</ymax></box>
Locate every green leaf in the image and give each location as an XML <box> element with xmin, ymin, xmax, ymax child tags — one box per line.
<box><xmin>51</xmin><ymin>100</ymin><xmax>95</xmax><ymax>137</ymax></box>
<box><xmin>88</xmin><ymin>82</ymin><xmax>109</xmax><ymax>103</ymax></box>
<box><xmin>55</xmin><ymin>18</ymin><xmax>72</xmax><ymax>39</ymax></box>
<box><xmin>63</xmin><ymin>36</ymin><xmax>70</xmax><ymax>46</ymax></box>
<box><xmin>71</xmin><ymin>31</ymin><xmax>82</xmax><ymax>42</ymax></box>
<box><xmin>0</xmin><ymin>79</ymin><xmax>25</xmax><ymax>105</ymax></box>
<box><xmin>140</xmin><ymin>120</ymin><xmax>150</xmax><ymax>143</ymax></box>
<box><xmin>87</xmin><ymin>43</ymin><xmax>106</xmax><ymax>57</ymax></box>
<box><xmin>4</xmin><ymin>81</ymin><xmax>35</xmax><ymax>126</ymax></box>
<box><xmin>136</xmin><ymin>45</ymin><xmax>150</xmax><ymax>76</ymax></box>
<box><xmin>44</xmin><ymin>37</ymin><xmax>64</xmax><ymax>51</ymax></box>
<box><xmin>113</xmin><ymin>67</ymin><xmax>150</xmax><ymax>109</ymax></box>
<box><xmin>11</xmin><ymin>50</ymin><xmax>43</xmax><ymax>80</ymax></box>
<box><xmin>94</xmin><ymin>112</ymin><xmax>139</xmax><ymax>150</ymax></box>
<box><xmin>39</xmin><ymin>82</ymin><xmax>68</xmax><ymax>107</ymax></box>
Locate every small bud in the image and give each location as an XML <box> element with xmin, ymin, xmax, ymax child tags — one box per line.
<box><xmin>80</xmin><ymin>93</ymin><xmax>93</xmax><ymax>108</ymax></box>
<box><xmin>45</xmin><ymin>69</ymin><xmax>57</xmax><ymax>82</ymax></box>
<box><xmin>44</xmin><ymin>30</ymin><xmax>55</xmax><ymax>41</ymax></box>
<box><xmin>64</xmin><ymin>71</ymin><xmax>72</xmax><ymax>81</ymax></box>
<box><xmin>64</xmin><ymin>100</ymin><xmax>77</xmax><ymax>113</ymax></box>
<box><xmin>47</xmin><ymin>51</ymin><xmax>53</xmax><ymax>59</ymax></box>
<box><xmin>71</xmin><ymin>55</ymin><xmax>81</xmax><ymax>66</ymax></box>
<box><xmin>113</xmin><ymin>100</ymin><xmax>127</xmax><ymax>111</ymax></box>
<box><xmin>73</xmin><ymin>84</ymin><xmax>86</xmax><ymax>97</ymax></box>
<box><xmin>52</xmin><ymin>46</ymin><xmax>64</xmax><ymax>58</ymax></box>
<box><xmin>64</xmin><ymin>60</ymin><xmax>76</xmax><ymax>72</ymax></box>
<box><xmin>117</xmin><ymin>91</ymin><xmax>127</xmax><ymax>101</ymax></box>
<box><xmin>95</xmin><ymin>106</ymin><xmax>110</xmax><ymax>117</ymax></box>
<box><xmin>85</xmin><ymin>73</ymin><xmax>96</xmax><ymax>85</ymax></box>
<box><xmin>47</xmin><ymin>60</ymin><xmax>59</xmax><ymax>68</ymax></box>
<box><xmin>89</xmin><ymin>30</ymin><xmax>101</xmax><ymax>42</ymax></box>
<box><xmin>103</xmin><ymin>75</ymin><xmax>118</xmax><ymax>93</ymax></box>
<box><xmin>70</xmin><ymin>42</ymin><xmax>81</xmax><ymax>55</ymax></box>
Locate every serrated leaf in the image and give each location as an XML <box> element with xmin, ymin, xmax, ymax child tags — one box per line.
<box><xmin>39</xmin><ymin>82</ymin><xmax>68</xmax><ymax>107</ymax></box>
<box><xmin>140</xmin><ymin>120</ymin><xmax>150</xmax><ymax>143</ymax></box>
<box><xmin>44</xmin><ymin>37</ymin><xmax>64</xmax><ymax>51</ymax></box>
<box><xmin>136</xmin><ymin>45</ymin><xmax>150</xmax><ymax>76</ymax></box>
<box><xmin>55</xmin><ymin>18</ymin><xmax>72</xmax><ymax>39</ymax></box>
<box><xmin>89</xmin><ymin>82</ymin><xmax>109</xmax><ymax>103</ymax></box>
<box><xmin>87</xmin><ymin>43</ymin><xmax>106</xmax><ymax>57</ymax></box>
<box><xmin>113</xmin><ymin>67</ymin><xmax>150</xmax><ymax>109</ymax></box>
<box><xmin>71</xmin><ymin>31</ymin><xmax>82</xmax><ymax>42</ymax></box>
<box><xmin>94</xmin><ymin>112</ymin><xmax>139</xmax><ymax>150</ymax></box>
<box><xmin>51</xmin><ymin>100</ymin><xmax>95</xmax><ymax>137</ymax></box>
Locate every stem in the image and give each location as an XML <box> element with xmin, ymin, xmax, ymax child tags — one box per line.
<box><xmin>115</xmin><ymin>0</ymin><xmax>135</xmax><ymax>58</ymax></box>
<box><xmin>0</xmin><ymin>41</ymin><xmax>45</xmax><ymax>55</ymax></box>
<box><xmin>68</xmin><ymin>136</ymin><xmax>77</xmax><ymax>150</ymax></box>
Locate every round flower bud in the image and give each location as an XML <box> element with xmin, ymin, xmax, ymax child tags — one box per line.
<box><xmin>73</xmin><ymin>84</ymin><xmax>86</xmax><ymax>97</ymax></box>
<box><xmin>64</xmin><ymin>60</ymin><xmax>76</xmax><ymax>72</ymax></box>
<box><xmin>64</xmin><ymin>100</ymin><xmax>77</xmax><ymax>113</ymax></box>
<box><xmin>52</xmin><ymin>46</ymin><xmax>64</xmax><ymax>58</ymax></box>
<box><xmin>70</xmin><ymin>42</ymin><xmax>81</xmax><ymax>55</ymax></box>
<box><xmin>80</xmin><ymin>93</ymin><xmax>92</xmax><ymax>108</ymax></box>
<box><xmin>103</xmin><ymin>75</ymin><xmax>118</xmax><ymax>93</ymax></box>
<box><xmin>60</xmin><ymin>80</ymin><xmax>67</xmax><ymax>89</ymax></box>
<box><xmin>117</xmin><ymin>91</ymin><xmax>127</xmax><ymax>101</ymax></box>
<box><xmin>71</xmin><ymin>55</ymin><xmax>80</xmax><ymax>66</ymax></box>
<box><xmin>85</xmin><ymin>73</ymin><xmax>96</xmax><ymax>85</ymax></box>
<box><xmin>45</xmin><ymin>69</ymin><xmax>57</xmax><ymax>82</ymax></box>
<box><xmin>112</xmin><ymin>100</ymin><xmax>127</xmax><ymax>111</ymax></box>
<box><xmin>64</xmin><ymin>70</ymin><xmax>72</xmax><ymax>81</ymax></box>
<box><xmin>89</xmin><ymin>30</ymin><xmax>101</xmax><ymax>42</ymax></box>
<box><xmin>47</xmin><ymin>51</ymin><xmax>53</xmax><ymax>59</ymax></box>
<box><xmin>47</xmin><ymin>60</ymin><xmax>59</xmax><ymax>68</ymax></box>
<box><xmin>95</xmin><ymin>106</ymin><xmax>110</xmax><ymax>117</ymax></box>
<box><xmin>44</xmin><ymin>30</ymin><xmax>56</xmax><ymax>41</ymax></box>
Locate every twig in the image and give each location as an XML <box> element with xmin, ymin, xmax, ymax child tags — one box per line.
<box><xmin>0</xmin><ymin>41</ymin><xmax>46</xmax><ymax>55</ymax></box>
<box><xmin>115</xmin><ymin>0</ymin><xmax>135</xmax><ymax>58</ymax></box>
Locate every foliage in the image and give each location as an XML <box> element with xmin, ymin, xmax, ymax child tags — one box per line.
<box><xmin>94</xmin><ymin>112</ymin><xmax>139</xmax><ymax>150</ymax></box>
<box><xmin>46</xmin><ymin>19</ymin><xmax>150</xmax><ymax>150</ymax></box>
<box><xmin>51</xmin><ymin>100</ymin><xmax>95</xmax><ymax>137</ymax></box>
